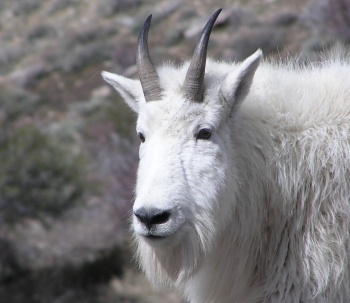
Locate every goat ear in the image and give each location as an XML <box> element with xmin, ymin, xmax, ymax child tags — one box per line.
<box><xmin>220</xmin><ymin>49</ymin><xmax>262</xmax><ymax>115</ymax></box>
<box><xmin>101</xmin><ymin>71</ymin><xmax>144</xmax><ymax>113</ymax></box>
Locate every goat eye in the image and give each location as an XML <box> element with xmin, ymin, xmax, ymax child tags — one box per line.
<box><xmin>196</xmin><ymin>128</ymin><xmax>212</xmax><ymax>140</ymax></box>
<box><xmin>138</xmin><ymin>132</ymin><xmax>145</xmax><ymax>143</ymax></box>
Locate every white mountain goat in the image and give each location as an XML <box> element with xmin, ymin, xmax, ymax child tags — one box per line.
<box><xmin>102</xmin><ymin>9</ymin><xmax>350</xmax><ymax>303</ymax></box>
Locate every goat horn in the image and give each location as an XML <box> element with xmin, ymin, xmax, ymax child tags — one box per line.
<box><xmin>183</xmin><ymin>9</ymin><xmax>222</xmax><ymax>102</ymax></box>
<box><xmin>136</xmin><ymin>15</ymin><xmax>163</xmax><ymax>102</ymax></box>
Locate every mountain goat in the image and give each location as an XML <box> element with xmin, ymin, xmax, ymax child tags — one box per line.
<box><xmin>102</xmin><ymin>9</ymin><xmax>350</xmax><ymax>303</ymax></box>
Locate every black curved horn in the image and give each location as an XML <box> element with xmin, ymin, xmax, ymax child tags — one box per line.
<box><xmin>136</xmin><ymin>15</ymin><xmax>163</xmax><ymax>101</ymax></box>
<box><xmin>183</xmin><ymin>9</ymin><xmax>222</xmax><ymax>102</ymax></box>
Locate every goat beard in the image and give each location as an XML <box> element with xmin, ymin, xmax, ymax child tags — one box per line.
<box><xmin>134</xmin><ymin>223</ymin><xmax>212</xmax><ymax>289</ymax></box>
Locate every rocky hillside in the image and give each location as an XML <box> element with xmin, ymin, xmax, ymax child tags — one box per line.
<box><xmin>0</xmin><ymin>0</ymin><xmax>349</xmax><ymax>302</ymax></box>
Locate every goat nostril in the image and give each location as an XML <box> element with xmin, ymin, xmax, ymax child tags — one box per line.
<box><xmin>150</xmin><ymin>210</ymin><xmax>171</xmax><ymax>225</ymax></box>
<box><xmin>134</xmin><ymin>208</ymin><xmax>171</xmax><ymax>229</ymax></box>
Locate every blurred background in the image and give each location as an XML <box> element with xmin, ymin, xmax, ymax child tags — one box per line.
<box><xmin>0</xmin><ymin>0</ymin><xmax>349</xmax><ymax>302</ymax></box>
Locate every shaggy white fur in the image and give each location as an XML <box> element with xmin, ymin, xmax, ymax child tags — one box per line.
<box><xmin>102</xmin><ymin>49</ymin><xmax>350</xmax><ymax>303</ymax></box>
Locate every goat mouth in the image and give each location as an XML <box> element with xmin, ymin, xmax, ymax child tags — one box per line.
<box><xmin>145</xmin><ymin>234</ymin><xmax>165</xmax><ymax>239</ymax></box>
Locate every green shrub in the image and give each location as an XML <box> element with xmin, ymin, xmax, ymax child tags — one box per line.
<box><xmin>0</xmin><ymin>125</ymin><xmax>89</xmax><ymax>223</ymax></box>
<box><xmin>0</xmin><ymin>85</ymin><xmax>40</xmax><ymax>121</ymax></box>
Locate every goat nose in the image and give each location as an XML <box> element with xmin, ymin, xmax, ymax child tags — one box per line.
<box><xmin>134</xmin><ymin>207</ymin><xmax>171</xmax><ymax>230</ymax></box>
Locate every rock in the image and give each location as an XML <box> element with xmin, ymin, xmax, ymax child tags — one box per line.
<box><xmin>9</xmin><ymin>64</ymin><xmax>51</xmax><ymax>87</ymax></box>
<box><xmin>124</xmin><ymin>65</ymin><xmax>137</xmax><ymax>77</ymax></box>
<box><xmin>91</xmin><ymin>86</ymin><xmax>112</xmax><ymax>99</ymax></box>
<box><xmin>230</xmin><ymin>26</ymin><xmax>286</xmax><ymax>60</ymax></box>
<box><xmin>46</xmin><ymin>0</ymin><xmax>80</xmax><ymax>14</ymax></box>
<box><xmin>12</xmin><ymin>0</ymin><xmax>41</xmax><ymax>16</ymax></box>
<box><xmin>112</xmin><ymin>41</ymin><xmax>136</xmax><ymax>69</ymax></box>
<box><xmin>152</xmin><ymin>0</ymin><xmax>182</xmax><ymax>21</ymax></box>
<box><xmin>0</xmin><ymin>47</ymin><xmax>24</xmax><ymax>73</ymax></box>
<box><xmin>27</xmin><ymin>24</ymin><xmax>57</xmax><ymax>40</ymax></box>
<box><xmin>115</xmin><ymin>16</ymin><xmax>135</xmax><ymax>28</ymax></box>
<box><xmin>0</xmin><ymin>239</ymin><xmax>28</xmax><ymax>284</ymax></box>
<box><xmin>273</xmin><ymin>12</ymin><xmax>298</xmax><ymax>27</ymax></box>
<box><xmin>216</xmin><ymin>6</ymin><xmax>246</xmax><ymax>28</ymax></box>
<box><xmin>59</xmin><ymin>42</ymin><xmax>112</xmax><ymax>72</ymax></box>
<box><xmin>184</xmin><ymin>20</ymin><xmax>204</xmax><ymax>39</ymax></box>
<box><xmin>132</xmin><ymin>0</ymin><xmax>182</xmax><ymax>32</ymax></box>
<box><xmin>184</xmin><ymin>6</ymin><xmax>246</xmax><ymax>39</ymax></box>
<box><xmin>164</xmin><ymin>27</ymin><xmax>184</xmax><ymax>46</ymax></box>
<box><xmin>97</xmin><ymin>0</ymin><xmax>142</xmax><ymax>17</ymax></box>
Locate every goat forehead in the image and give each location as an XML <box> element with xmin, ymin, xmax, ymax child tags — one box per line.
<box><xmin>138</xmin><ymin>99</ymin><xmax>208</xmax><ymax>134</ymax></box>
<box><xmin>156</xmin><ymin>59</ymin><xmax>233</xmax><ymax>90</ymax></box>
<box><xmin>137</xmin><ymin>60</ymin><xmax>235</xmax><ymax>133</ymax></box>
